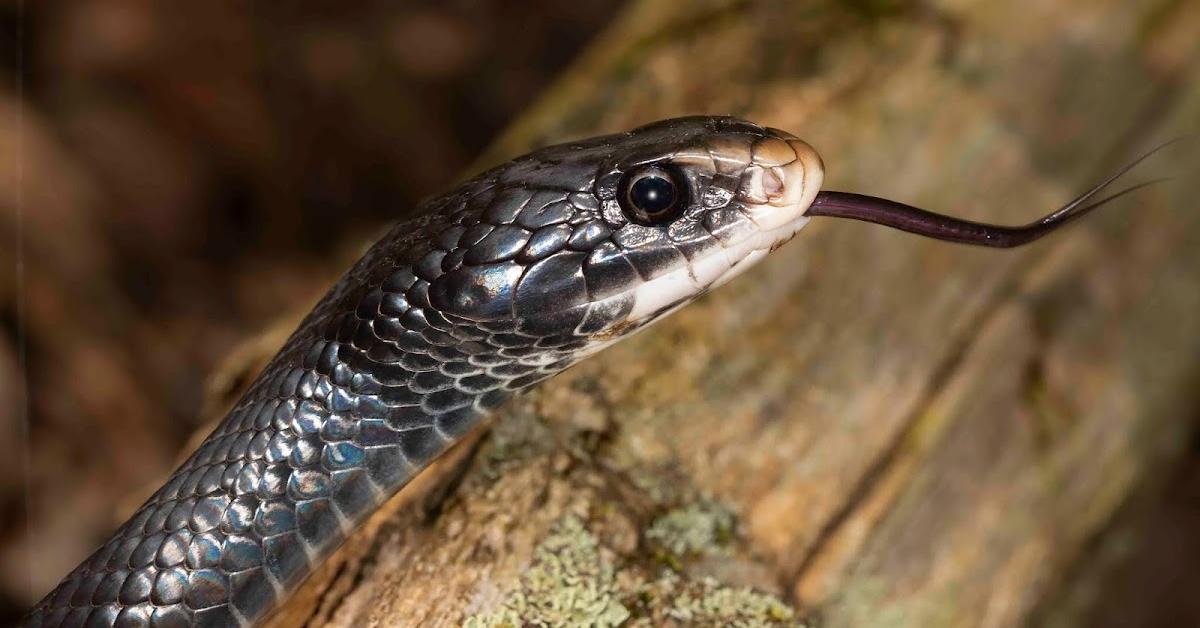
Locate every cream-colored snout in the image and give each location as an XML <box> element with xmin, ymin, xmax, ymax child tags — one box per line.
<box><xmin>738</xmin><ymin>131</ymin><xmax>824</xmax><ymax>231</ymax></box>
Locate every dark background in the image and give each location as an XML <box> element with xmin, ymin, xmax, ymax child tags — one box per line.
<box><xmin>1</xmin><ymin>1</ymin><xmax>1196</xmax><ymax>626</ymax></box>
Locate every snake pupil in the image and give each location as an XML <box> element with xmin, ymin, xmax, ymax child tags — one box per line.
<box><xmin>619</xmin><ymin>165</ymin><xmax>686</xmax><ymax>225</ymax></box>
<box><xmin>632</xmin><ymin>176</ymin><xmax>674</xmax><ymax>212</ymax></box>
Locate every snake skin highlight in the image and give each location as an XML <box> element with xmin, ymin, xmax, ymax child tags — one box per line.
<box><xmin>23</xmin><ymin>117</ymin><xmax>823</xmax><ymax>627</ymax></box>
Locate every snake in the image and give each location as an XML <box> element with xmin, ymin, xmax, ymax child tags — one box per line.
<box><xmin>22</xmin><ymin>116</ymin><xmax>1156</xmax><ymax>627</ymax></box>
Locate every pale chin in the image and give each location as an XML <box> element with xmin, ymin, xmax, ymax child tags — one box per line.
<box><xmin>623</xmin><ymin>212</ymin><xmax>812</xmax><ymax>322</ymax></box>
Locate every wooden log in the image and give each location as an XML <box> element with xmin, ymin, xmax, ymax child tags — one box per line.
<box><xmin>194</xmin><ymin>0</ymin><xmax>1200</xmax><ymax>625</ymax></box>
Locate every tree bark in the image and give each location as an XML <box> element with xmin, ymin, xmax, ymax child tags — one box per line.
<box><xmin>196</xmin><ymin>0</ymin><xmax>1200</xmax><ymax>625</ymax></box>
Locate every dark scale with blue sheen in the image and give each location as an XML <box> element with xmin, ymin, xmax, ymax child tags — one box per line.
<box><xmin>24</xmin><ymin>116</ymin><xmax>824</xmax><ymax>627</ymax></box>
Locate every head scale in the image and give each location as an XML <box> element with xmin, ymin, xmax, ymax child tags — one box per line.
<box><xmin>420</xmin><ymin>116</ymin><xmax>823</xmax><ymax>347</ymax></box>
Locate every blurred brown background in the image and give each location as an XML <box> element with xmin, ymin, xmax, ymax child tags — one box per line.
<box><xmin>1</xmin><ymin>0</ymin><xmax>1197</xmax><ymax>626</ymax></box>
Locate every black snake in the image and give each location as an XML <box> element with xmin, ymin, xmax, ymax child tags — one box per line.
<box><xmin>22</xmin><ymin>116</ymin><xmax>1152</xmax><ymax>627</ymax></box>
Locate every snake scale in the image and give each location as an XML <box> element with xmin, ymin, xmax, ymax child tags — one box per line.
<box><xmin>22</xmin><ymin>116</ymin><xmax>1151</xmax><ymax>627</ymax></box>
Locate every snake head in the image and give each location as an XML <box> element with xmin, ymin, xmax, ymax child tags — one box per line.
<box><xmin>424</xmin><ymin>116</ymin><xmax>824</xmax><ymax>344</ymax></box>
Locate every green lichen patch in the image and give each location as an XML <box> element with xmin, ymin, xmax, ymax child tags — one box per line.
<box><xmin>645</xmin><ymin>499</ymin><xmax>737</xmax><ymax>561</ymax></box>
<box><xmin>666</xmin><ymin>576</ymin><xmax>801</xmax><ymax>627</ymax></box>
<box><xmin>464</xmin><ymin>516</ymin><xmax>631</xmax><ymax>628</ymax></box>
<box><xmin>631</xmin><ymin>573</ymin><xmax>806</xmax><ymax>627</ymax></box>
<box><xmin>463</xmin><ymin>499</ymin><xmax>801</xmax><ymax>627</ymax></box>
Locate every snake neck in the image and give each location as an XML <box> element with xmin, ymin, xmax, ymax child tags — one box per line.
<box><xmin>23</xmin><ymin>210</ymin><xmax>588</xmax><ymax>627</ymax></box>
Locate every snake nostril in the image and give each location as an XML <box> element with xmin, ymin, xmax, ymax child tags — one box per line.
<box><xmin>762</xmin><ymin>168</ymin><xmax>785</xmax><ymax>200</ymax></box>
<box><xmin>737</xmin><ymin>164</ymin><xmax>789</xmax><ymax>206</ymax></box>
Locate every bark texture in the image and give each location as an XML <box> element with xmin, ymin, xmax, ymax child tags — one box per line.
<box><xmin>194</xmin><ymin>0</ymin><xmax>1199</xmax><ymax>625</ymax></box>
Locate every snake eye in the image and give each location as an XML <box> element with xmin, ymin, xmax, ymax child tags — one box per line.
<box><xmin>618</xmin><ymin>165</ymin><xmax>688</xmax><ymax>225</ymax></box>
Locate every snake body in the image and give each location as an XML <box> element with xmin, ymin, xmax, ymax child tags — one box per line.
<box><xmin>24</xmin><ymin>117</ymin><xmax>823</xmax><ymax>627</ymax></box>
